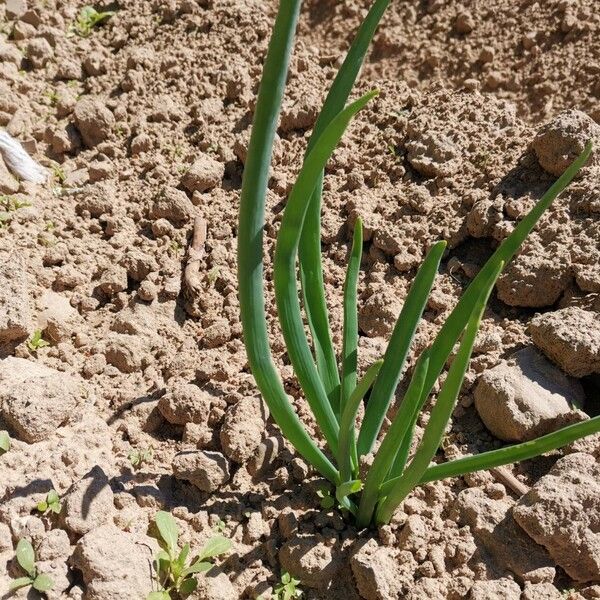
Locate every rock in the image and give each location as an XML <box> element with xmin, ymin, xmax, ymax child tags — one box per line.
<box><xmin>474</xmin><ymin>347</ymin><xmax>585</xmax><ymax>442</ymax></box>
<box><xmin>201</xmin><ymin>318</ymin><xmax>231</xmax><ymax>349</ymax></box>
<box><xmin>172</xmin><ymin>450</ymin><xmax>230</xmax><ymax>492</ymax></box>
<box><xmin>181</xmin><ymin>154</ymin><xmax>224</xmax><ymax>193</ymax></box>
<box><xmin>279</xmin><ymin>534</ymin><xmax>343</xmax><ymax>590</ymax></box>
<box><xmin>514</xmin><ymin>452</ymin><xmax>600</xmax><ymax>582</ymax></box>
<box><xmin>406</xmin><ymin>128</ymin><xmax>461</xmax><ymax>178</ymax></box>
<box><xmin>532</xmin><ymin>110</ymin><xmax>600</xmax><ymax>177</ymax></box>
<box><xmin>454</xmin><ymin>11</ymin><xmax>475</xmax><ymax>34</ymax></box>
<box><xmin>63</xmin><ymin>466</ymin><xmax>115</xmax><ymax>536</ymax></box>
<box><xmin>0</xmin><ymin>358</ymin><xmax>82</xmax><ymax>443</ymax></box>
<box><xmin>496</xmin><ymin>253</ymin><xmax>571</xmax><ymax>307</ymax></box>
<box><xmin>350</xmin><ymin>538</ymin><xmax>415</xmax><ymax>600</ymax></box>
<box><xmin>119</xmin><ymin>249</ymin><xmax>158</xmax><ymax>282</ymax></box>
<box><xmin>150</xmin><ymin>187</ymin><xmax>195</xmax><ymax>224</ymax></box>
<box><xmin>529</xmin><ymin>307</ymin><xmax>600</xmax><ymax>377</ymax></box>
<box><xmin>73</xmin><ymin>97</ymin><xmax>115</xmax><ymax>148</ymax></box>
<box><xmin>38</xmin><ymin>290</ymin><xmax>81</xmax><ymax>343</ymax></box>
<box><xmin>358</xmin><ymin>291</ymin><xmax>402</xmax><ymax>338</ymax></box>
<box><xmin>157</xmin><ymin>383</ymin><xmax>212</xmax><ymax>426</ymax></box>
<box><xmin>5</xmin><ymin>0</ymin><xmax>27</xmax><ymax>19</ymax></box>
<box><xmin>469</xmin><ymin>579</ymin><xmax>521</xmax><ymax>599</ymax></box>
<box><xmin>220</xmin><ymin>397</ymin><xmax>268</xmax><ymax>463</ymax></box>
<box><xmin>104</xmin><ymin>334</ymin><xmax>146</xmax><ymax>373</ymax></box>
<box><xmin>72</xmin><ymin>524</ymin><xmax>157</xmax><ymax>600</ymax></box>
<box><xmin>26</xmin><ymin>37</ymin><xmax>53</xmax><ymax>68</ymax></box>
<box><xmin>522</xmin><ymin>582</ymin><xmax>563</xmax><ymax>600</ymax></box>
<box><xmin>0</xmin><ymin>155</ymin><xmax>19</xmax><ymax>193</ymax></box>
<box><xmin>37</xmin><ymin>528</ymin><xmax>71</xmax><ymax>561</ymax></box>
<box><xmin>0</xmin><ymin>254</ymin><xmax>31</xmax><ymax>343</ymax></box>
<box><xmin>188</xmin><ymin>567</ymin><xmax>237</xmax><ymax>600</ymax></box>
<box><xmin>98</xmin><ymin>265</ymin><xmax>128</xmax><ymax>296</ymax></box>
<box><xmin>454</xmin><ymin>488</ymin><xmax>554</xmax><ymax>581</ymax></box>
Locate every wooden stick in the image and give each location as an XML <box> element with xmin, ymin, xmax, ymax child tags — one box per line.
<box><xmin>183</xmin><ymin>216</ymin><xmax>207</xmax><ymax>314</ymax></box>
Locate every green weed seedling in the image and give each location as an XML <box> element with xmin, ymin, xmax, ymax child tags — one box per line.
<box><xmin>0</xmin><ymin>196</ymin><xmax>31</xmax><ymax>212</ymax></box>
<box><xmin>28</xmin><ymin>330</ymin><xmax>49</xmax><ymax>352</ymax></box>
<box><xmin>9</xmin><ymin>539</ymin><xmax>54</xmax><ymax>594</ymax></box>
<box><xmin>129</xmin><ymin>447</ymin><xmax>153</xmax><ymax>469</ymax></box>
<box><xmin>0</xmin><ymin>430</ymin><xmax>10</xmax><ymax>455</ymax></box>
<box><xmin>272</xmin><ymin>572</ymin><xmax>303</xmax><ymax>600</ymax></box>
<box><xmin>237</xmin><ymin>0</ymin><xmax>600</xmax><ymax>527</ymax></box>
<box><xmin>37</xmin><ymin>490</ymin><xmax>62</xmax><ymax>515</ymax></box>
<box><xmin>148</xmin><ymin>511</ymin><xmax>232</xmax><ymax>599</ymax></box>
<box><xmin>70</xmin><ymin>6</ymin><xmax>115</xmax><ymax>38</ymax></box>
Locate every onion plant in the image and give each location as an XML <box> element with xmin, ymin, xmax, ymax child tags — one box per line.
<box><xmin>237</xmin><ymin>0</ymin><xmax>599</xmax><ymax>527</ymax></box>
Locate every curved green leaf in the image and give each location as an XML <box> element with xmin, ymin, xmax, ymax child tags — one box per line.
<box><xmin>33</xmin><ymin>573</ymin><xmax>54</xmax><ymax>592</ymax></box>
<box><xmin>16</xmin><ymin>539</ymin><xmax>35</xmax><ymax>578</ymax></box>
<box><xmin>155</xmin><ymin>511</ymin><xmax>178</xmax><ymax>556</ymax></box>
<box><xmin>197</xmin><ymin>535</ymin><xmax>232</xmax><ymax>561</ymax></box>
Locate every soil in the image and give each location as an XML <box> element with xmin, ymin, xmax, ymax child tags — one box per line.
<box><xmin>0</xmin><ymin>0</ymin><xmax>599</xmax><ymax>599</ymax></box>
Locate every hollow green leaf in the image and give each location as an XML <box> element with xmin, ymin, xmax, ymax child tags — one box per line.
<box><xmin>197</xmin><ymin>535</ymin><xmax>232</xmax><ymax>561</ymax></box>
<box><xmin>274</xmin><ymin>90</ymin><xmax>377</xmax><ymax>455</ymax></box>
<box><xmin>33</xmin><ymin>573</ymin><xmax>54</xmax><ymax>592</ymax></box>
<box><xmin>356</xmin><ymin>351</ymin><xmax>429</xmax><ymax>528</ymax></box>
<box><xmin>376</xmin><ymin>263</ymin><xmax>503</xmax><ymax>525</ymax></box>
<box><xmin>338</xmin><ymin>360</ymin><xmax>384</xmax><ymax>483</ymax></box>
<box><xmin>16</xmin><ymin>539</ymin><xmax>36</xmax><ymax>578</ymax></box>
<box><xmin>340</xmin><ymin>218</ymin><xmax>363</xmax><ymax>416</ymax></box>
<box><xmin>421</xmin><ymin>414</ymin><xmax>600</xmax><ymax>484</ymax></box>
<box><xmin>236</xmin><ymin>0</ymin><xmax>338</xmax><ymax>484</ymax></box>
<box><xmin>155</xmin><ymin>511</ymin><xmax>178</xmax><ymax>556</ymax></box>
<box><xmin>414</xmin><ymin>143</ymin><xmax>593</xmax><ymax>436</ymax></box>
<box><xmin>299</xmin><ymin>0</ymin><xmax>393</xmax><ymax>409</ymax></box>
<box><xmin>357</xmin><ymin>241</ymin><xmax>446</xmax><ymax>457</ymax></box>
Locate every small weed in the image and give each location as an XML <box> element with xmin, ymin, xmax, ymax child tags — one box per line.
<box><xmin>36</xmin><ymin>490</ymin><xmax>62</xmax><ymax>515</ymax></box>
<box><xmin>129</xmin><ymin>447</ymin><xmax>153</xmax><ymax>469</ymax></box>
<box><xmin>44</xmin><ymin>89</ymin><xmax>59</xmax><ymax>106</ymax></box>
<box><xmin>148</xmin><ymin>511</ymin><xmax>232</xmax><ymax>599</ymax></box>
<box><xmin>272</xmin><ymin>572</ymin><xmax>303</xmax><ymax>600</ymax></box>
<box><xmin>212</xmin><ymin>517</ymin><xmax>226</xmax><ymax>534</ymax></box>
<box><xmin>45</xmin><ymin>220</ymin><xmax>56</xmax><ymax>231</ymax></box>
<box><xmin>0</xmin><ymin>431</ymin><xmax>10</xmax><ymax>455</ymax></box>
<box><xmin>9</xmin><ymin>539</ymin><xmax>54</xmax><ymax>594</ymax></box>
<box><xmin>51</xmin><ymin>164</ymin><xmax>66</xmax><ymax>184</ymax></box>
<box><xmin>0</xmin><ymin>195</ymin><xmax>31</xmax><ymax>212</ymax></box>
<box><xmin>316</xmin><ymin>486</ymin><xmax>334</xmax><ymax>510</ymax></box>
<box><xmin>27</xmin><ymin>330</ymin><xmax>49</xmax><ymax>352</ymax></box>
<box><xmin>168</xmin><ymin>241</ymin><xmax>182</xmax><ymax>256</ymax></box>
<box><xmin>70</xmin><ymin>6</ymin><xmax>115</xmax><ymax>38</ymax></box>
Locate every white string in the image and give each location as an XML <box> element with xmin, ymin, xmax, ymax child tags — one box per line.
<box><xmin>0</xmin><ymin>130</ymin><xmax>48</xmax><ymax>184</ymax></box>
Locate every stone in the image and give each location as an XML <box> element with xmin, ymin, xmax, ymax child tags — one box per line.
<box><xmin>532</xmin><ymin>110</ymin><xmax>600</xmax><ymax>177</ymax></box>
<box><xmin>0</xmin><ymin>254</ymin><xmax>31</xmax><ymax>343</ymax></box>
<box><xmin>181</xmin><ymin>154</ymin><xmax>224</xmax><ymax>193</ymax></box>
<box><xmin>157</xmin><ymin>383</ymin><xmax>212</xmax><ymax>426</ymax></box>
<box><xmin>26</xmin><ymin>37</ymin><xmax>53</xmax><ymax>69</ymax></box>
<box><xmin>38</xmin><ymin>290</ymin><xmax>82</xmax><ymax>343</ymax></box>
<box><xmin>0</xmin><ymin>155</ymin><xmax>19</xmax><ymax>193</ymax></box>
<box><xmin>529</xmin><ymin>307</ymin><xmax>600</xmax><ymax>377</ymax></box>
<box><xmin>188</xmin><ymin>567</ymin><xmax>236</xmax><ymax>600</ymax></box>
<box><xmin>97</xmin><ymin>265</ymin><xmax>128</xmax><ymax>296</ymax></box>
<box><xmin>220</xmin><ymin>397</ymin><xmax>268</xmax><ymax>463</ymax></box>
<box><xmin>474</xmin><ymin>347</ymin><xmax>585</xmax><ymax>442</ymax></box>
<box><xmin>279</xmin><ymin>534</ymin><xmax>343</xmax><ymax>590</ymax></box>
<box><xmin>469</xmin><ymin>579</ymin><xmax>521</xmax><ymax>599</ymax></box>
<box><xmin>172</xmin><ymin>450</ymin><xmax>230</xmax><ymax>492</ymax></box>
<box><xmin>63</xmin><ymin>466</ymin><xmax>115</xmax><ymax>536</ymax></box>
<box><xmin>72</xmin><ymin>524</ymin><xmax>157</xmax><ymax>600</ymax></box>
<box><xmin>514</xmin><ymin>452</ymin><xmax>600</xmax><ymax>582</ymax></box>
<box><xmin>104</xmin><ymin>334</ymin><xmax>146</xmax><ymax>373</ymax></box>
<box><xmin>0</xmin><ymin>357</ymin><xmax>82</xmax><ymax>443</ymax></box>
<box><xmin>73</xmin><ymin>97</ymin><xmax>115</xmax><ymax>148</ymax></box>
<box><xmin>119</xmin><ymin>249</ymin><xmax>158</xmax><ymax>282</ymax></box>
<box><xmin>150</xmin><ymin>187</ymin><xmax>195</xmax><ymax>224</ymax></box>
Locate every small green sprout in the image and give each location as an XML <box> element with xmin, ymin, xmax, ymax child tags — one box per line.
<box><xmin>212</xmin><ymin>517</ymin><xmax>227</xmax><ymax>534</ymax></box>
<box><xmin>0</xmin><ymin>430</ymin><xmax>10</xmax><ymax>455</ymax></box>
<box><xmin>273</xmin><ymin>572</ymin><xmax>303</xmax><ymax>600</ymax></box>
<box><xmin>129</xmin><ymin>447</ymin><xmax>153</xmax><ymax>469</ymax></box>
<box><xmin>51</xmin><ymin>164</ymin><xmax>66</xmax><ymax>184</ymax></box>
<box><xmin>36</xmin><ymin>490</ymin><xmax>62</xmax><ymax>515</ymax></box>
<box><xmin>148</xmin><ymin>511</ymin><xmax>232</xmax><ymax>599</ymax></box>
<box><xmin>207</xmin><ymin>267</ymin><xmax>220</xmax><ymax>285</ymax></box>
<box><xmin>70</xmin><ymin>6</ymin><xmax>115</xmax><ymax>38</ymax></box>
<box><xmin>0</xmin><ymin>195</ymin><xmax>31</xmax><ymax>212</ymax></box>
<box><xmin>45</xmin><ymin>220</ymin><xmax>56</xmax><ymax>231</ymax></box>
<box><xmin>316</xmin><ymin>486</ymin><xmax>334</xmax><ymax>510</ymax></box>
<box><xmin>9</xmin><ymin>539</ymin><xmax>54</xmax><ymax>594</ymax></box>
<box><xmin>27</xmin><ymin>330</ymin><xmax>49</xmax><ymax>352</ymax></box>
